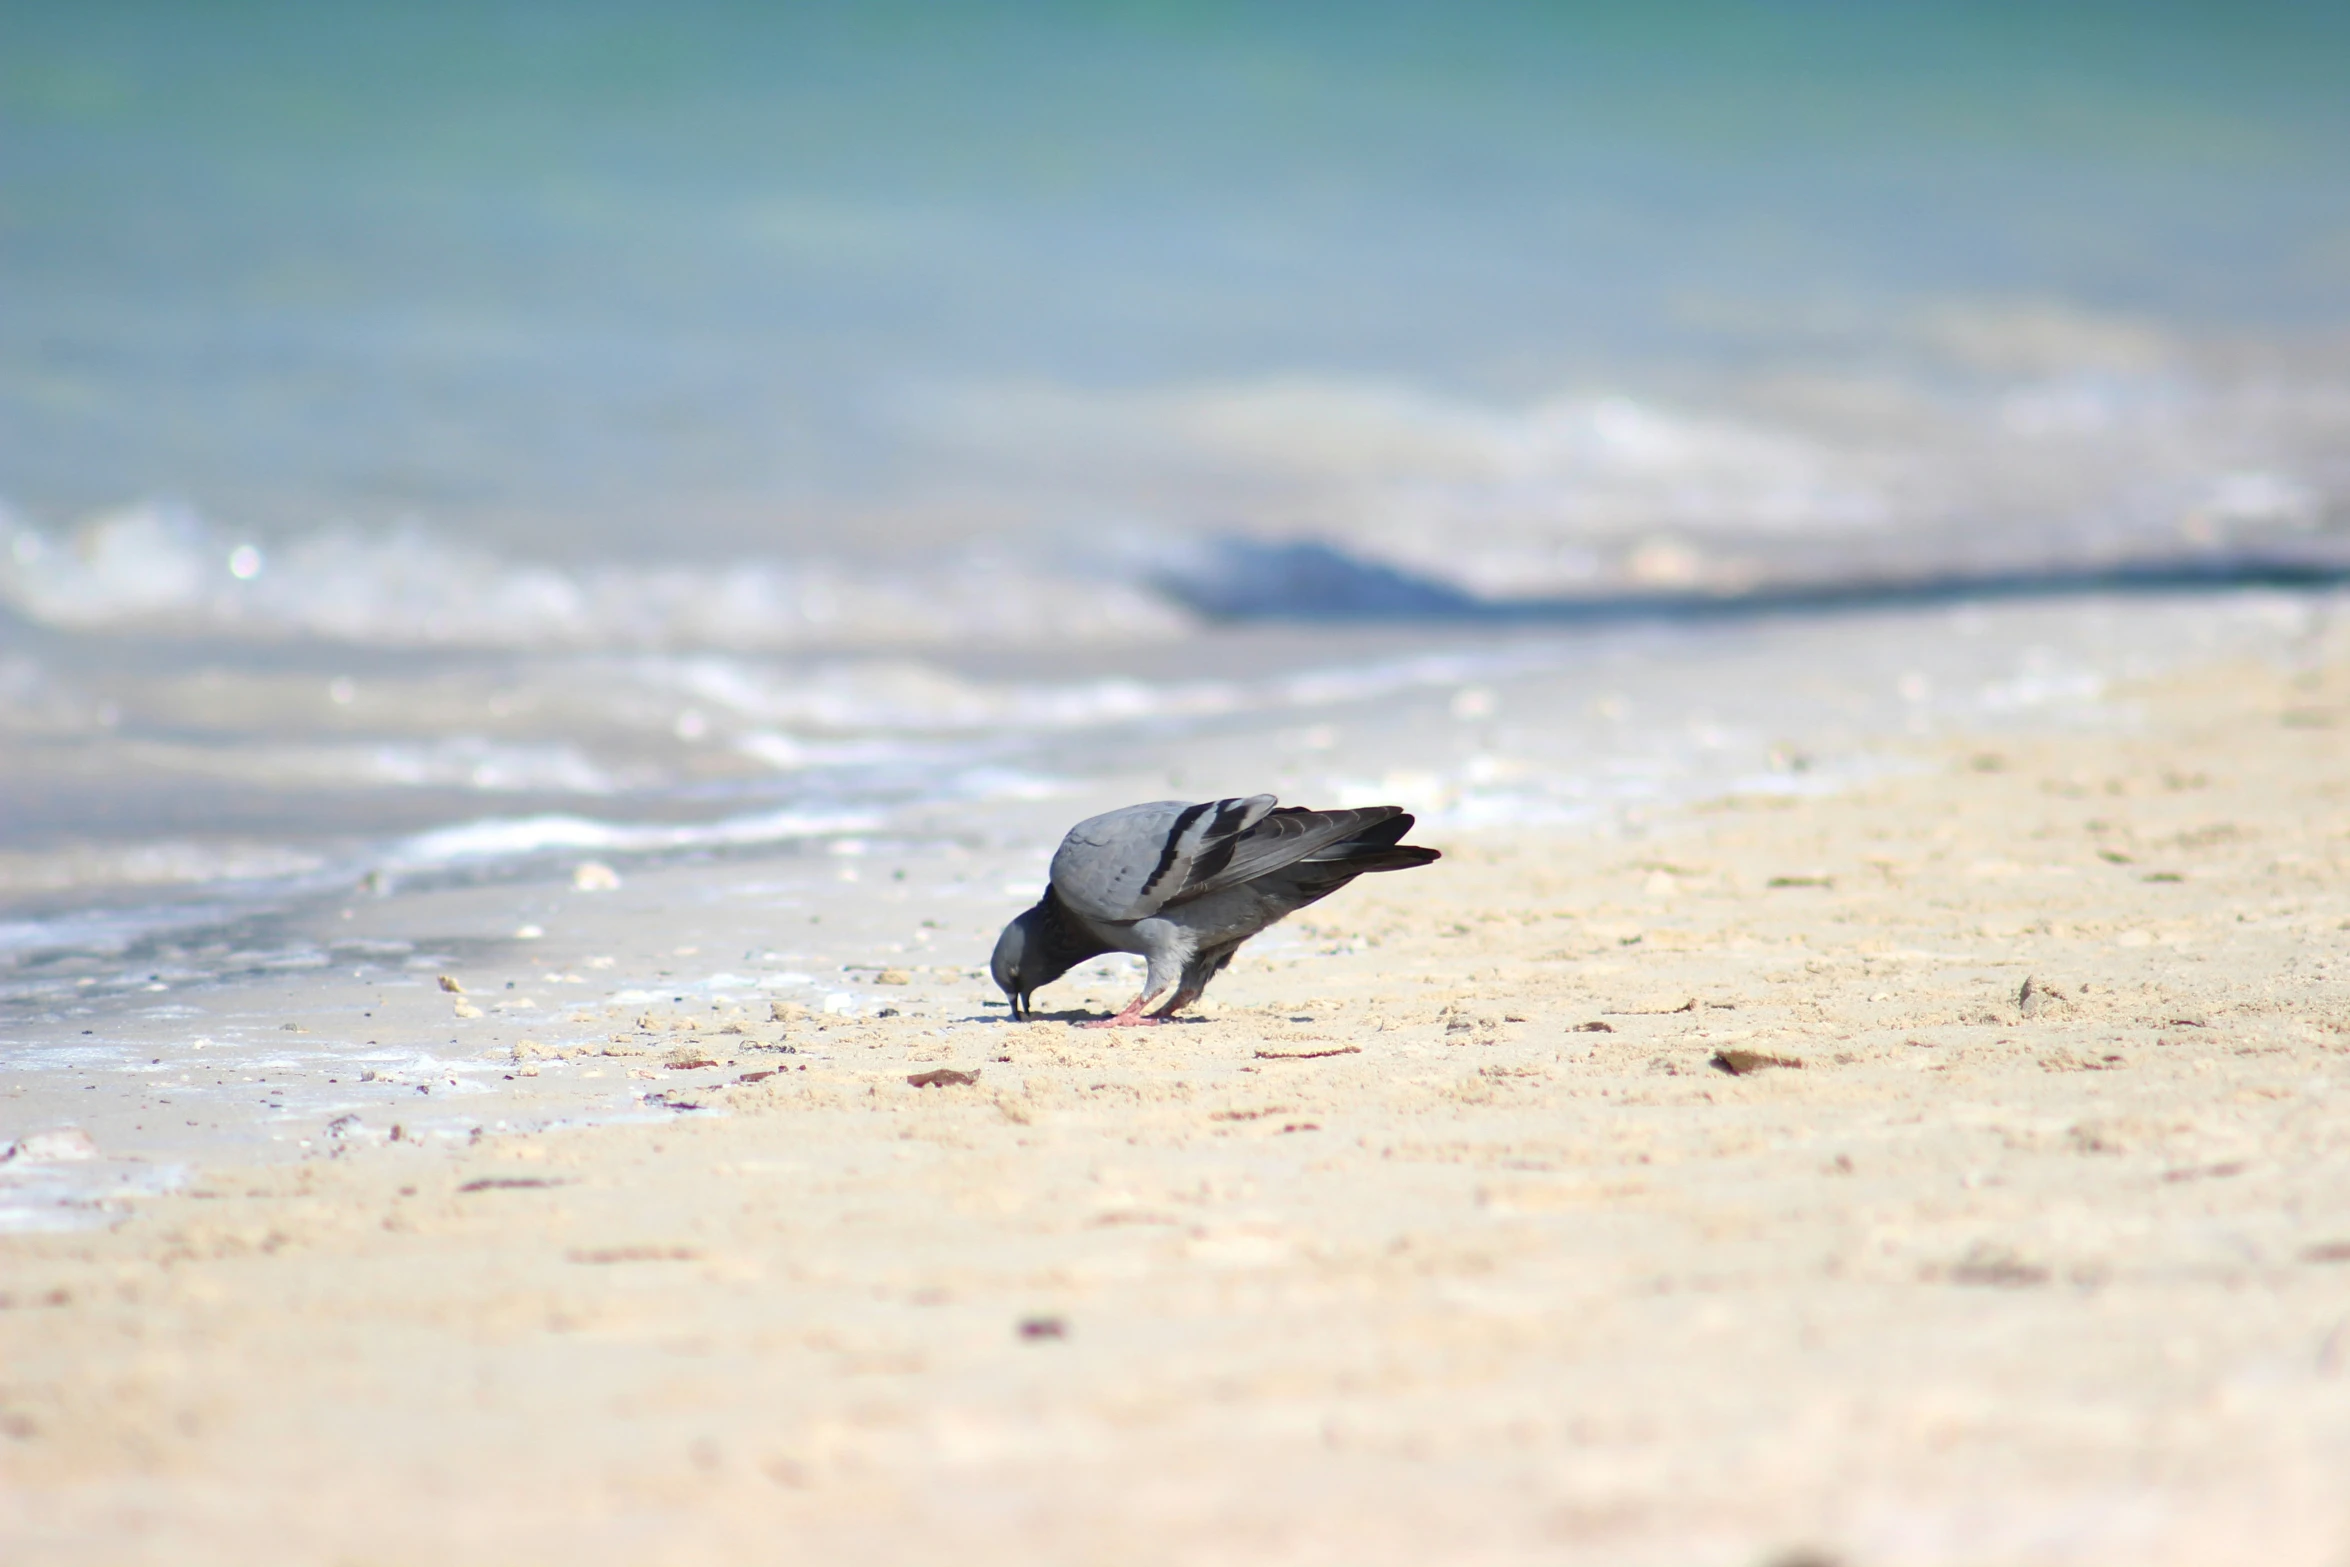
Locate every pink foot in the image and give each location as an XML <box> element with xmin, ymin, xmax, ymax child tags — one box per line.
<box><xmin>1079</xmin><ymin>996</ymin><xmax>1170</xmax><ymax>1028</ymax></box>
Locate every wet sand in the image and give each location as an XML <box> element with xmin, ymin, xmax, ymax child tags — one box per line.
<box><xmin>4</xmin><ymin>655</ymin><xmax>2349</xmax><ymax>1566</ymax></box>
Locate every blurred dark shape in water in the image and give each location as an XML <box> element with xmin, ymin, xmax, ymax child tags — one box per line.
<box><xmin>1158</xmin><ymin>537</ymin><xmax>2350</xmax><ymax>624</ymax></box>
<box><xmin>1151</xmin><ymin>540</ymin><xmax>1486</xmax><ymax>620</ymax></box>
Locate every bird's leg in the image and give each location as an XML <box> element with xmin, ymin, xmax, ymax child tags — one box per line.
<box><xmin>1078</xmin><ymin>991</ymin><xmax>1171</xmax><ymax>1028</ymax></box>
<box><xmin>1148</xmin><ymin>947</ymin><xmax>1230</xmax><ymax>1022</ymax></box>
<box><xmin>1146</xmin><ymin>982</ymin><xmax>1205</xmax><ymax>1021</ymax></box>
<box><xmin>1081</xmin><ymin>948</ymin><xmax>1183</xmax><ymax>1027</ymax></box>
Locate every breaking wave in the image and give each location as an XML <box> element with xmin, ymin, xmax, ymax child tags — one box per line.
<box><xmin>0</xmin><ymin>505</ymin><xmax>1191</xmax><ymax>650</ymax></box>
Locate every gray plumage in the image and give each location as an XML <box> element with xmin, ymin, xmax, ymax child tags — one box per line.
<box><xmin>990</xmin><ymin>794</ymin><xmax>1439</xmax><ymax>1023</ymax></box>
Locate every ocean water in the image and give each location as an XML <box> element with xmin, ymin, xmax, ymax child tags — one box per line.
<box><xmin>4</xmin><ymin>3</ymin><xmax>2350</xmax><ymax>1211</ymax></box>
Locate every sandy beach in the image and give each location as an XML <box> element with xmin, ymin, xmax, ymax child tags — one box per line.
<box><xmin>10</xmin><ymin>9</ymin><xmax>2350</xmax><ymax>1564</ymax></box>
<box><xmin>3</xmin><ymin>649</ymin><xmax>2347</xmax><ymax>1566</ymax></box>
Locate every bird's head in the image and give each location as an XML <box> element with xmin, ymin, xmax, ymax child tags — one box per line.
<box><xmin>992</xmin><ymin>889</ymin><xmax>1103</xmax><ymax>1021</ymax></box>
<box><xmin>990</xmin><ymin>904</ymin><xmax>1044</xmax><ymax>1020</ymax></box>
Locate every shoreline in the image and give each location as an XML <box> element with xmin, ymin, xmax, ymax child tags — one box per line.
<box><xmin>3</xmin><ymin>651</ymin><xmax>2349</xmax><ymax>1563</ymax></box>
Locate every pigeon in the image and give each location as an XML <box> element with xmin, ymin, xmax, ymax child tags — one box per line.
<box><xmin>990</xmin><ymin>794</ymin><xmax>1440</xmax><ymax>1025</ymax></box>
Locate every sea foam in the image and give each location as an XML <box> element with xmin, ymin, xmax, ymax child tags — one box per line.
<box><xmin>0</xmin><ymin>504</ymin><xmax>1192</xmax><ymax>651</ymax></box>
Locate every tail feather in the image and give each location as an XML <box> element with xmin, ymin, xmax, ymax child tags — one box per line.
<box><xmin>1302</xmin><ymin>809</ymin><xmax>1419</xmax><ymax>860</ymax></box>
<box><xmin>1271</xmin><ymin>839</ymin><xmax>1439</xmax><ymax>906</ymax></box>
<box><xmin>1339</xmin><ymin>844</ymin><xmax>1440</xmax><ymax>874</ymax></box>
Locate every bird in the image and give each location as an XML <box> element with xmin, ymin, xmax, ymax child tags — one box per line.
<box><xmin>990</xmin><ymin>794</ymin><xmax>1440</xmax><ymax>1025</ymax></box>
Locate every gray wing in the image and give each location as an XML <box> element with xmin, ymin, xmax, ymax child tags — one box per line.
<box><xmin>1051</xmin><ymin>796</ymin><xmax>1420</xmax><ymax>924</ymax></box>
<box><xmin>1162</xmin><ymin>804</ymin><xmax>1418</xmax><ymax>910</ymax></box>
<box><xmin>1049</xmin><ymin>795</ymin><xmax>1279</xmax><ymax>924</ymax></box>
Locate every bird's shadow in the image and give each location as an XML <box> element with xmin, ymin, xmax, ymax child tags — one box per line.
<box><xmin>956</xmin><ymin>1008</ymin><xmax>1210</xmax><ymax>1027</ymax></box>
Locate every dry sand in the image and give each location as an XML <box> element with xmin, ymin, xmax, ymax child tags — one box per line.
<box><xmin>4</xmin><ymin>655</ymin><xmax>2349</xmax><ymax>1566</ymax></box>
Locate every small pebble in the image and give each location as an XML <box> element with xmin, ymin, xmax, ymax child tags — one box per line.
<box><xmin>1711</xmin><ymin>1049</ymin><xmax>1803</xmax><ymax>1076</ymax></box>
